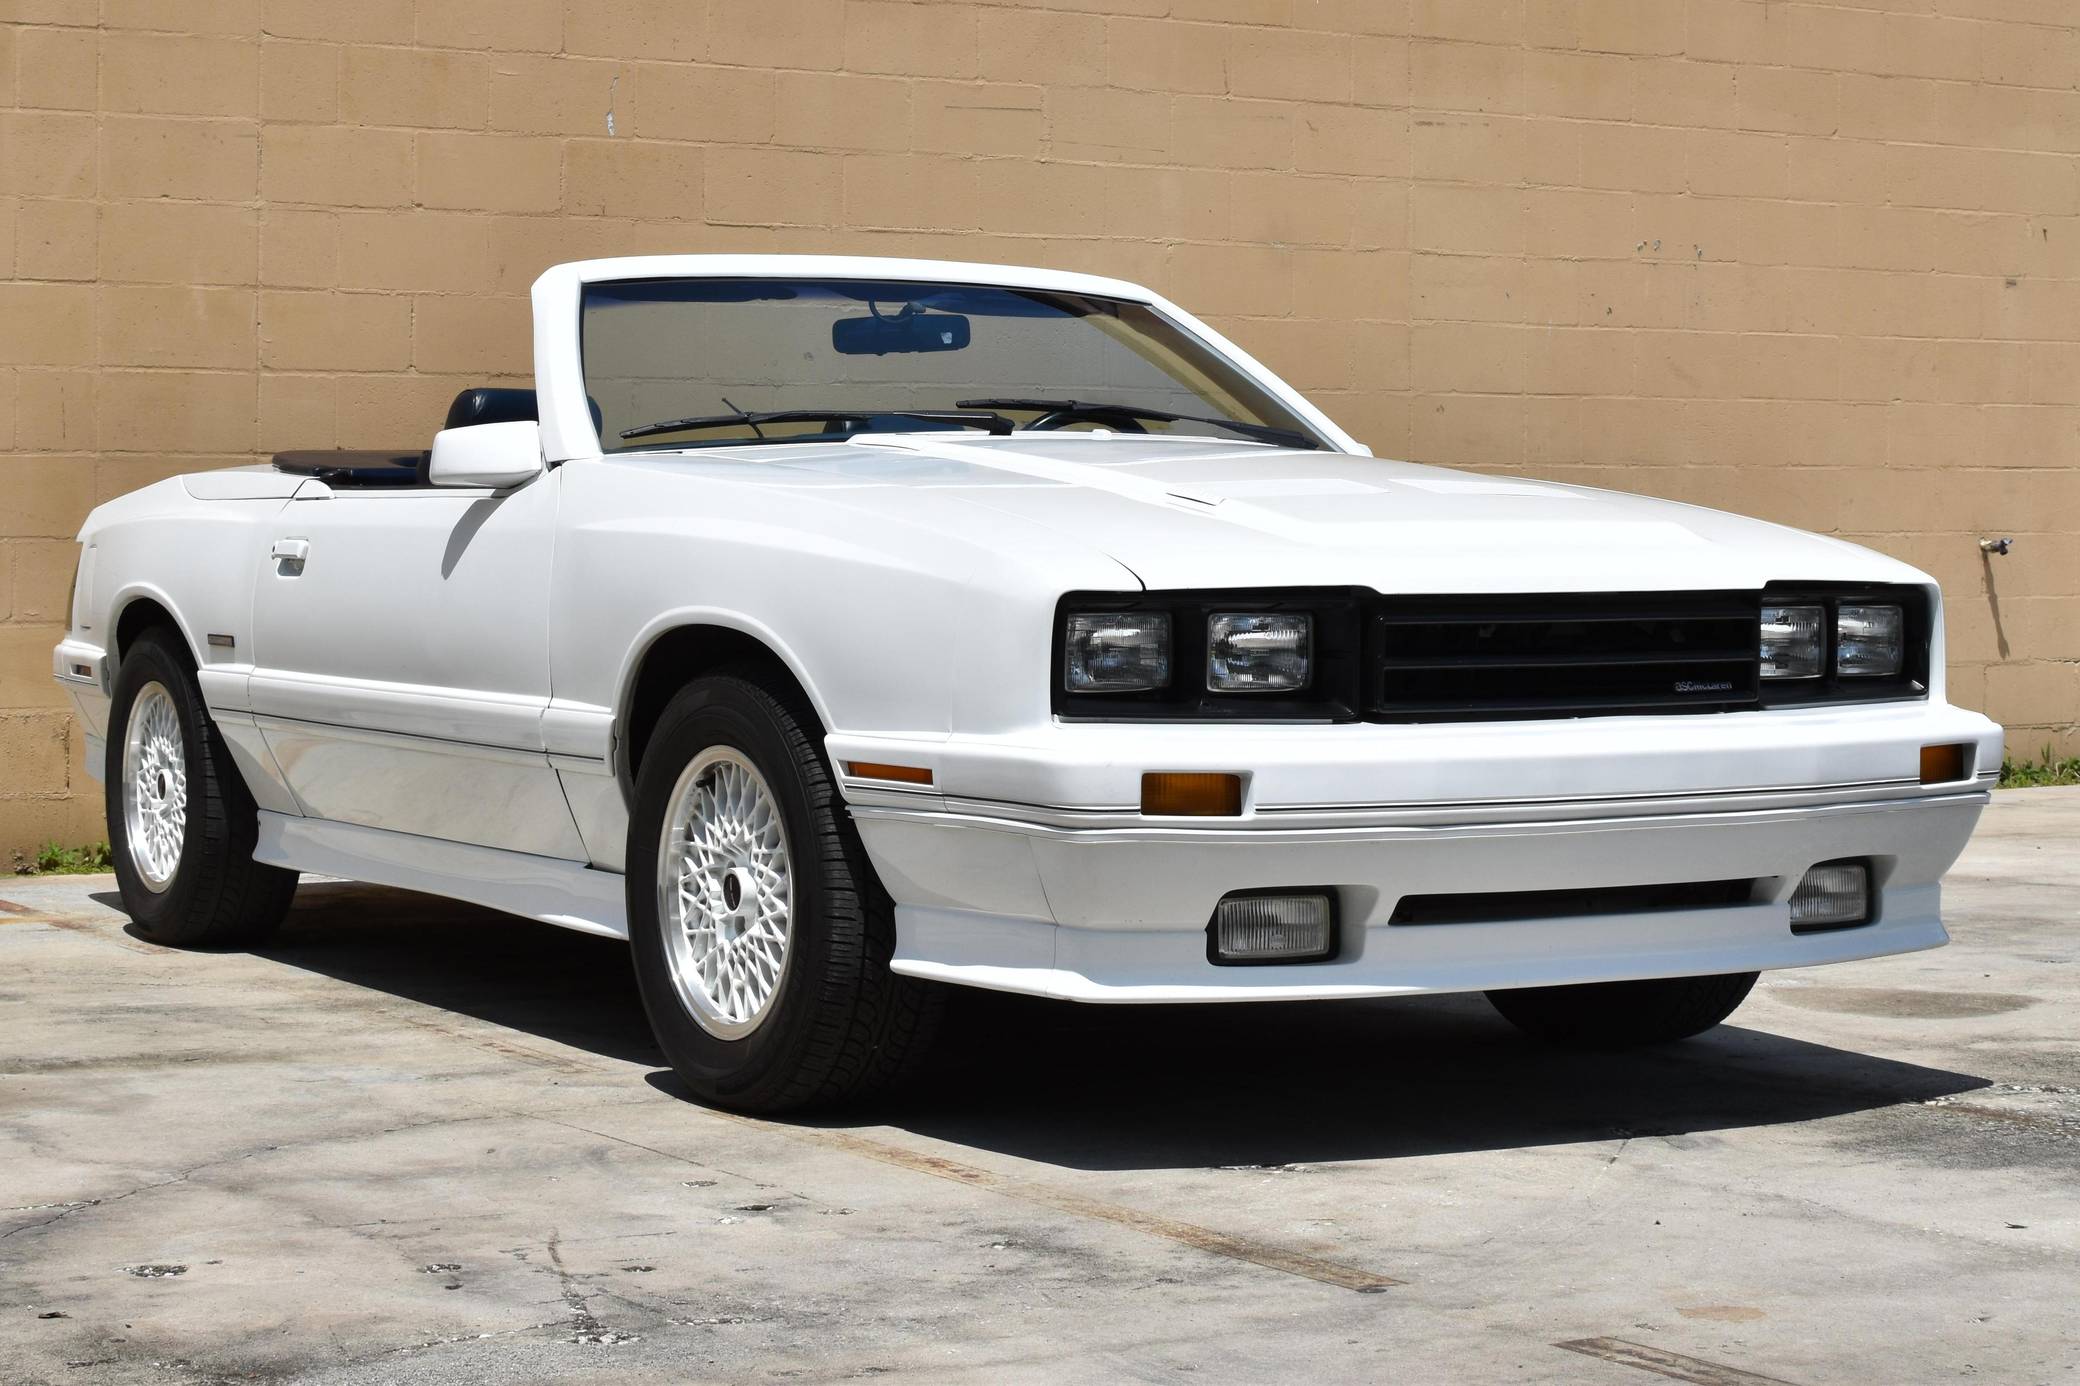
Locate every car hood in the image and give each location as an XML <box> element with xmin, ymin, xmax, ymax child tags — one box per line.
<box><xmin>671</xmin><ymin>433</ymin><xmax>1928</xmax><ymax>594</ymax></box>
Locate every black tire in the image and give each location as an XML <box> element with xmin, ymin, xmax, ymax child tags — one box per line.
<box><xmin>1485</xmin><ymin>972</ymin><xmax>1758</xmax><ymax>1048</ymax></box>
<box><xmin>625</xmin><ymin>673</ymin><xmax>942</xmax><ymax>1113</ymax></box>
<box><xmin>106</xmin><ymin>627</ymin><xmax>297</xmax><ymax>947</ymax></box>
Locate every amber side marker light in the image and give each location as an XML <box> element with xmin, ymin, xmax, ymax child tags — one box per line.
<box><xmin>1920</xmin><ymin>743</ymin><xmax>1970</xmax><ymax>785</ymax></box>
<box><xmin>1142</xmin><ymin>772</ymin><xmax>1244</xmax><ymax>817</ymax></box>
<box><xmin>847</xmin><ymin>761</ymin><xmax>934</xmax><ymax>786</ymax></box>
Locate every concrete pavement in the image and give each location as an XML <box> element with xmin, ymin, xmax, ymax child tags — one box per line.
<box><xmin>2</xmin><ymin>790</ymin><xmax>2076</xmax><ymax>1384</ymax></box>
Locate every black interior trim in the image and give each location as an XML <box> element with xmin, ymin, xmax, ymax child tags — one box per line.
<box><xmin>270</xmin><ymin>450</ymin><xmax>427</xmax><ymax>487</ymax></box>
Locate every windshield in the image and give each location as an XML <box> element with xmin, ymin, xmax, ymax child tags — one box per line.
<box><xmin>578</xmin><ymin>277</ymin><xmax>1329</xmax><ymax>453</ymax></box>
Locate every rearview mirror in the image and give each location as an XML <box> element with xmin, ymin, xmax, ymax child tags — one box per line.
<box><xmin>832</xmin><ymin>311</ymin><xmax>971</xmax><ymax>356</ymax></box>
<box><xmin>428</xmin><ymin>420</ymin><xmax>544</xmax><ymax>489</ymax></box>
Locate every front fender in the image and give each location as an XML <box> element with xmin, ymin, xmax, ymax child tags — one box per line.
<box><xmin>549</xmin><ymin>458</ymin><xmax>1138</xmax><ymax>755</ymax></box>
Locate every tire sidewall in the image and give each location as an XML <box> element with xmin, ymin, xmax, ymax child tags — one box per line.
<box><xmin>626</xmin><ymin>678</ymin><xmax>846</xmax><ymax>1106</ymax></box>
<box><xmin>106</xmin><ymin>632</ymin><xmax>209</xmax><ymax>932</ymax></box>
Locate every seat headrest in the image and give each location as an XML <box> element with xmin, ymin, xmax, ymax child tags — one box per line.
<box><xmin>445</xmin><ymin>387</ymin><xmax>539</xmax><ymax>431</ymax></box>
<box><xmin>443</xmin><ymin>387</ymin><xmax>606</xmax><ymax>440</ymax></box>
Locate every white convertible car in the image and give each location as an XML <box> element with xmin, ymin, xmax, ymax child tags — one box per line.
<box><xmin>54</xmin><ymin>255</ymin><xmax>2003</xmax><ymax>1110</ymax></box>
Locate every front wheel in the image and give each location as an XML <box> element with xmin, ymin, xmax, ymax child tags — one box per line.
<box><xmin>1485</xmin><ymin>972</ymin><xmax>1758</xmax><ymax>1048</ymax></box>
<box><xmin>106</xmin><ymin>627</ymin><xmax>297</xmax><ymax>947</ymax></box>
<box><xmin>625</xmin><ymin>673</ymin><xmax>941</xmax><ymax>1112</ymax></box>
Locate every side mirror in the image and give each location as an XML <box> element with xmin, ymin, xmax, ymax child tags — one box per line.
<box><xmin>428</xmin><ymin>420</ymin><xmax>544</xmax><ymax>489</ymax></box>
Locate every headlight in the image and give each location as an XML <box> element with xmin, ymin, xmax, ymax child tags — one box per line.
<box><xmin>1208</xmin><ymin>612</ymin><xmax>1312</xmax><ymax>692</ymax></box>
<box><xmin>1759</xmin><ymin>603</ymin><xmax>1823</xmax><ymax>679</ymax></box>
<box><xmin>1064</xmin><ymin>612</ymin><xmax>1171</xmax><ymax>691</ymax></box>
<box><xmin>1836</xmin><ymin>603</ymin><xmax>1904</xmax><ymax>677</ymax></box>
<box><xmin>1053</xmin><ymin>589</ymin><xmax>1364</xmax><ymax>721</ymax></box>
<box><xmin>1756</xmin><ymin>585</ymin><xmax>1927</xmax><ymax>707</ymax></box>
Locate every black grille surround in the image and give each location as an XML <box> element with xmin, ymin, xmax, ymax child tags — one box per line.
<box><xmin>1052</xmin><ymin>585</ymin><xmax>1931</xmax><ymax>724</ymax></box>
<box><xmin>1373</xmin><ymin>591</ymin><xmax>1762</xmax><ymax>723</ymax></box>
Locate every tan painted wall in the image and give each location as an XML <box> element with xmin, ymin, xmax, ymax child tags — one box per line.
<box><xmin>3</xmin><ymin>0</ymin><xmax>2077</xmax><ymax>858</ymax></box>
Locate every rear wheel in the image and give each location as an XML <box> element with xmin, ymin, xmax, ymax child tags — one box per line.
<box><xmin>106</xmin><ymin>627</ymin><xmax>297</xmax><ymax>947</ymax></box>
<box><xmin>626</xmin><ymin>673</ymin><xmax>941</xmax><ymax>1112</ymax></box>
<box><xmin>1485</xmin><ymin>972</ymin><xmax>1758</xmax><ymax>1048</ymax></box>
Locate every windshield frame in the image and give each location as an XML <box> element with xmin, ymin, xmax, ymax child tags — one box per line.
<box><xmin>577</xmin><ymin>276</ymin><xmax>1331</xmax><ymax>456</ymax></box>
<box><xmin>529</xmin><ymin>255</ymin><xmax>1367</xmax><ymax>463</ymax></box>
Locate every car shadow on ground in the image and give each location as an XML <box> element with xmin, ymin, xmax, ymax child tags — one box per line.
<box><xmin>873</xmin><ymin>988</ymin><xmax>1990</xmax><ymax>1172</ymax></box>
<box><xmin>150</xmin><ymin>881</ymin><xmax>1991</xmax><ymax>1174</ymax></box>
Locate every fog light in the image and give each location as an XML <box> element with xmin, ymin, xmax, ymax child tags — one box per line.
<box><xmin>1210</xmin><ymin>892</ymin><xmax>1334</xmax><ymax>964</ymax></box>
<box><xmin>1789</xmin><ymin>861</ymin><xmax>1870</xmax><ymax>932</ymax></box>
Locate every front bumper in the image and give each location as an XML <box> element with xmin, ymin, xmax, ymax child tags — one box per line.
<box><xmin>835</xmin><ymin>701</ymin><xmax>2002</xmax><ymax>1002</ymax></box>
<box><xmin>52</xmin><ymin>637</ymin><xmax>111</xmax><ymax>781</ymax></box>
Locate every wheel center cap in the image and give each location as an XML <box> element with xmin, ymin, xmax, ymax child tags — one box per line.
<box><xmin>723</xmin><ymin>873</ymin><xmax>743</xmax><ymax>911</ymax></box>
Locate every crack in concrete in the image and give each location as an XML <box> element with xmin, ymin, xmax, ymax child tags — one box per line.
<box><xmin>518</xmin><ymin>1111</ymin><xmax>795</xmax><ymax>1198</ymax></box>
<box><xmin>0</xmin><ymin>1173</ymin><xmax>189</xmax><ymax>1243</ymax></box>
<box><xmin>0</xmin><ymin>1111</ymin><xmax>507</xmax><ymax>1246</ymax></box>
<box><xmin>537</xmin><ymin>1230</ymin><xmax>639</xmax><ymax>1346</ymax></box>
<box><xmin>535</xmin><ymin>1109</ymin><xmax>1400</xmax><ymax>1293</ymax></box>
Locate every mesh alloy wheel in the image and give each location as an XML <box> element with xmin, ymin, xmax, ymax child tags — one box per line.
<box><xmin>120</xmin><ymin>681</ymin><xmax>188</xmax><ymax>892</ymax></box>
<box><xmin>624</xmin><ymin>672</ymin><xmax>943</xmax><ymax>1112</ymax></box>
<box><xmin>657</xmin><ymin>746</ymin><xmax>796</xmax><ymax>1040</ymax></box>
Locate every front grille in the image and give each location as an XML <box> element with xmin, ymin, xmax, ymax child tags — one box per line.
<box><xmin>1372</xmin><ymin>592</ymin><xmax>1760</xmax><ymax>722</ymax></box>
<box><xmin>1390</xmin><ymin>879</ymin><xmax>1759</xmax><ymax>926</ymax></box>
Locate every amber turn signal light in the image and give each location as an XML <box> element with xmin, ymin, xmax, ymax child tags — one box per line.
<box><xmin>1141</xmin><ymin>772</ymin><xmax>1243</xmax><ymax>817</ymax></box>
<box><xmin>846</xmin><ymin>761</ymin><xmax>934</xmax><ymax>786</ymax></box>
<box><xmin>1919</xmin><ymin>743</ymin><xmax>1969</xmax><ymax>785</ymax></box>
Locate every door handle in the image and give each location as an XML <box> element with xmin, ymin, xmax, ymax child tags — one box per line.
<box><xmin>271</xmin><ymin>538</ymin><xmax>309</xmax><ymax>573</ymax></box>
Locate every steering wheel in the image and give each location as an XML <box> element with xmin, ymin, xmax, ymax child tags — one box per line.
<box><xmin>1027</xmin><ymin>407</ymin><xmax>1150</xmax><ymax>434</ymax></box>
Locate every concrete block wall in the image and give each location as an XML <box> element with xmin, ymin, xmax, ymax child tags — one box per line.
<box><xmin>2</xmin><ymin>0</ymin><xmax>2076</xmax><ymax>855</ymax></box>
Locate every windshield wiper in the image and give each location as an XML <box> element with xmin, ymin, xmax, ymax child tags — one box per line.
<box><xmin>619</xmin><ymin>405</ymin><xmax>1013</xmax><ymax>443</ymax></box>
<box><xmin>955</xmin><ymin>397</ymin><xmax>1321</xmax><ymax>450</ymax></box>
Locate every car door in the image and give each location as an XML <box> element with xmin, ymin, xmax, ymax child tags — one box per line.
<box><xmin>247</xmin><ymin>467</ymin><xmax>586</xmax><ymax>860</ymax></box>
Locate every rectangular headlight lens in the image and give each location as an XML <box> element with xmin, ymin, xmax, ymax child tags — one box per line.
<box><xmin>1759</xmin><ymin>603</ymin><xmax>1824</xmax><ymax>679</ymax></box>
<box><xmin>1836</xmin><ymin>603</ymin><xmax>1904</xmax><ymax>677</ymax></box>
<box><xmin>1208</xmin><ymin>612</ymin><xmax>1312</xmax><ymax>692</ymax></box>
<box><xmin>1065</xmin><ymin>612</ymin><xmax>1171</xmax><ymax>692</ymax></box>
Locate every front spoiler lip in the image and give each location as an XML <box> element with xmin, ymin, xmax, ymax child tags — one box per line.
<box><xmin>850</xmin><ymin>781</ymin><xmax>1997</xmax><ymax>841</ymax></box>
